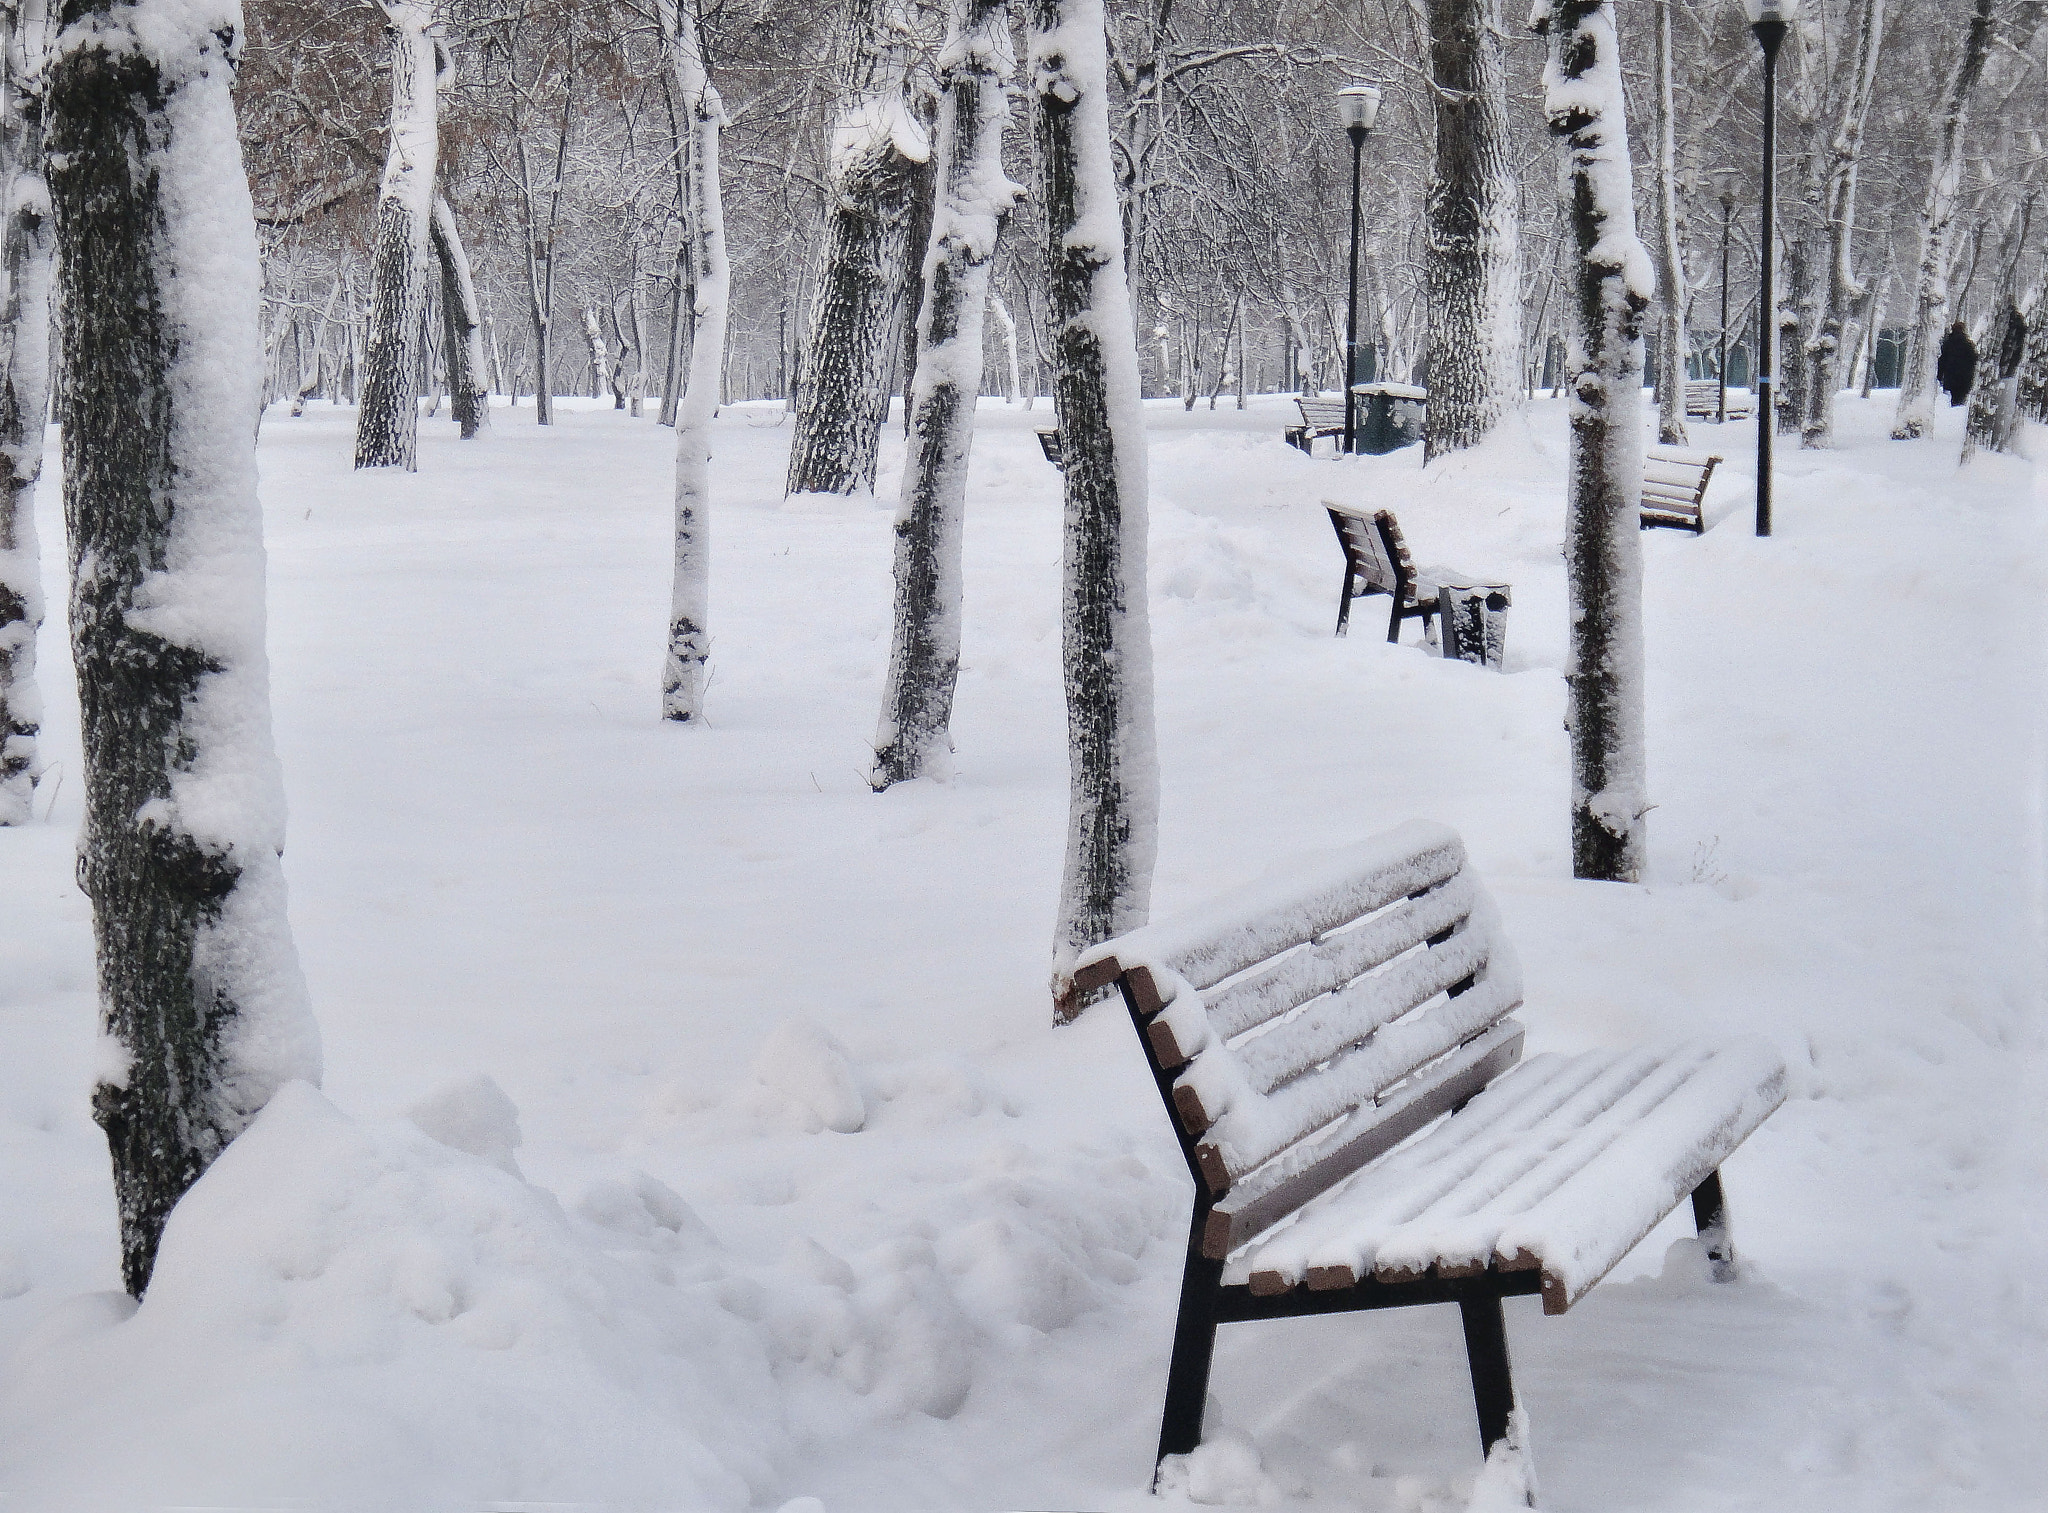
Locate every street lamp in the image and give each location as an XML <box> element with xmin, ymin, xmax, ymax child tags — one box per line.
<box><xmin>1744</xmin><ymin>0</ymin><xmax>1795</xmax><ymax>536</ymax></box>
<box><xmin>1336</xmin><ymin>82</ymin><xmax>1382</xmax><ymax>456</ymax></box>
<box><xmin>1710</xmin><ymin>169</ymin><xmax>1741</xmax><ymax>425</ymax></box>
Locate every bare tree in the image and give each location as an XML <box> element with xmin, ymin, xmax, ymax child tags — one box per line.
<box><xmin>870</xmin><ymin>0</ymin><xmax>1020</xmax><ymax>788</ymax></box>
<box><xmin>432</xmin><ymin>192</ymin><xmax>491</xmax><ymax>437</ymax></box>
<box><xmin>1032</xmin><ymin>0</ymin><xmax>1159</xmax><ymax>1021</ymax></box>
<box><xmin>1538</xmin><ymin>0</ymin><xmax>1651</xmax><ymax>883</ymax></box>
<box><xmin>0</xmin><ymin>0</ymin><xmax>51</xmax><ymax>826</ymax></box>
<box><xmin>1649</xmin><ymin>0</ymin><xmax>1689</xmax><ymax>445</ymax></box>
<box><xmin>49</xmin><ymin>0</ymin><xmax>322</xmax><ymax>1295</ymax></box>
<box><xmin>355</xmin><ymin>2</ymin><xmax>443</xmax><ymax>469</ymax></box>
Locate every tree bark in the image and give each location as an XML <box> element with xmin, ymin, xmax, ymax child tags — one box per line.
<box><xmin>1892</xmin><ymin>0</ymin><xmax>1996</xmax><ymax>439</ymax></box>
<box><xmin>659</xmin><ymin>0</ymin><xmax>729</xmax><ymax>723</ymax></box>
<box><xmin>431</xmin><ymin>191</ymin><xmax>489</xmax><ymax>439</ymax></box>
<box><xmin>0</xmin><ymin>0</ymin><xmax>52</xmax><ymax>826</ymax></box>
<box><xmin>1795</xmin><ymin>0</ymin><xmax>1885</xmax><ymax>448</ymax></box>
<box><xmin>1649</xmin><ymin>0</ymin><xmax>1688</xmax><ymax>445</ymax></box>
<box><xmin>784</xmin><ymin>0</ymin><xmax>931</xmax><ymax>495</ymax></box>
<box><xmin>1031</xmin><ymin>0</ymin><xmax>1158</xmax><ymax>1021</ymax></box>
<box><xmin>353</xmin><ymin>4</ymin><xmax>440</xmax><ymax>470</ymax></box>
<box><xmin>1538</xmin><ymin>0</ymin><xmax>1650</xmax><ymax>883</ymax></box>
<box><xmin>48</xmin><ymin>0</ymin><xmax>322</xmax><ymax>1296</ymax></box>
<box><xmin>870</xmin><ymin>0</ymin><xmax>1019</xmax><ymax>790</ymax></box>
<box><xmin>1423</xmin><ymin>0</ymin><xmax>1522</xmax><ymax>459</ymax></box>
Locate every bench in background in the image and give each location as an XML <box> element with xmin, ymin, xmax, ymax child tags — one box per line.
<box><xmin>1641</xmin><ymin>444</ymin><xmax>1723</xmax><ymax>534</ymax></box>
<box><xmin>1684</xmin><ymin>381</ymin><xmax>1755</xmax><ymax>420</ymax></box>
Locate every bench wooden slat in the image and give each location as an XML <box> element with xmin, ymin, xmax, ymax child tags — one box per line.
<box><xmin>1073</xmin><ymin>819</ymin><xmax>1463</xmax><ymax>996</ymax></box>
<box><xmin>1200</xmin><ymin>871</ymin><xmax>1479</xmax><ymax>1043</ymax></box>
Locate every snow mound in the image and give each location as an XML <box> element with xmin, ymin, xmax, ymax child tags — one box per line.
<box><xmin>0</xmin><ymin>1082</ymin><xmax>783</xmax><ymax>1512</ymax></box>
<box><xmin>752</xmin><ymin>1019</ymin><xmax>869</xmax><ymax>1133</ymax></box>
<box><xmin>404</xmin><ymin>1070</ymin><xmax>524</xmax><ymax>1174</ymax></box>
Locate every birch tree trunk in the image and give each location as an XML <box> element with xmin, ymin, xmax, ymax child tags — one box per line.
<box><xmin>48</xmin><ymin>0</ymin><xmax>322</xmax><ymax>1295</ymax></box>
<box><xmin>1892</xmin><ymin>0</ymin><xmax>1996</xmax><ymax>439</ymax></box>
<box><xmin>990</xmin><ymin>289</ymin><xmax>1021</xmax><ymax>402</ymax></box>
<box><xmin>2019</xmin><ymin>283</ymin><xmax>2048</xmax><ymax>424</ymax></box>
<box><xmin>784</xmin><ymin>0</ymin><xmax>931</xmax><ymax>496</ymax></box>
<box><xmin>1796</xmin><ymin>0</ymin><xmax>1885</xmax><ymax>448</ymax></box>
<box><xmin>1649</xmin><ymin>0</ymin><xmax>1688</xmax><ymax>445</ymax></box>
<box><xmin>870</xmin><ymin>0</ymin><xmax>1019</xmax><ymax>790</ymax></box>
<box><xmin>659</xmin><ymin>0</ymin><xmax>729</xmax><ymax>723</ymax></box>
<box><xmin>1031</xmin><ymin>0</ymin><xmax>1158</xmax><ymax>1021</ymax></box>
<box><xmin>353</xmin><ymin>4</ymin><xmax>440</xmax><ymax>470</ymax></box>
<box><xmin>431</xmin><ymin>191</ymin><xmax>489</xmax><ymax>439</ymax></box>
<box><xmin>0</xmin><ymin>0</ymin><xmax>51</xmax><ymax>826</ymax></box>
<box><xmin>1539</xmin><ymin>0</ymin><xmax>1651</xmax><ymax>883</ymax></box>
<box><xmin>1423</xmin><ymin>0</ymin><xmax>1521</xmax><ymax>459</ymax></box>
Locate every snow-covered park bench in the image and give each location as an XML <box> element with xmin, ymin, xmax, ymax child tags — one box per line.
<box><xmin>1324</xmin><ymin>505</ymin><xmax>1509</xmax><ymax>670</ymax></box>
<box><xmin>1284</xmin><ymin>396</ymin><xmax>1349</xmax><ymax>453</ymax></box>
<box><xmin>1683</xmin><ymin>380</ymin><xmax>1755</xmax><ymax>420</ymax></box>
<box><xmin>1070</xmin><ymin>821</ymin><xmax>1786</xmax><ymax>1475</ymax></box>
<box><xmin>1035</xmin><ymin>426</ymin><xmax>1065</xmax><ymax>467</ymax></box>
<box><xmin>1639</xmin><ymin>444</ymin><xmax>1723</xmax><ymax>535</ymax></box>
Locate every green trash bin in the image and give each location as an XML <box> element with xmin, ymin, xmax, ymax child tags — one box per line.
<box><xmin>1351</xmin><ymin>382</ymin><xmax>1427</xmax><ymax>454</ymax></box>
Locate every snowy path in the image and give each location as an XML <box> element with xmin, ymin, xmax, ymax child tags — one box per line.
<box><xmin>1</xmin><ymin>395</ymin><xmax>2040</xmax><ymax>1511</ymax></box>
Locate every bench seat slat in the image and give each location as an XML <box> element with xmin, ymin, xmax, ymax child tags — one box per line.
<box><xmin>1204</xmin><ymin>872</ymin><xmax>1478</xmax><ymax>1040</ymax></box>
<box><xmin>1190</xmin><ymin>961</ymin><xmax>1524</xmax><ymax>1182</ymax></box>
<box><xmin>1073</xmin><ymin>819</ymin><xmax>1463</xmax><ymax>996</ymax></box>
<box><xmin>1228</xmin><ymin>924</ymin><xmax>1496</xmax><ymax>1095</ymax></box>
<box><xmin>1231</xmin><ymin>1039</ymin><xmax>1784</xmax><ymax>1314</ymax></box>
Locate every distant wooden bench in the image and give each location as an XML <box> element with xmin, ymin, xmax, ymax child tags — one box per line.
<box><xmin>1285</xmin><ymin>397</ymin><xmax>1349</xmax><ymax>453</ymax></box>
<box><xmin>1035</xmin><ymin>427</ymin><xmax>1064</xmax><ymax>467</ymax></box>
<box><xmin>1072</xmin><ymin>821</ymin><xmax>1786</xmax><ymax>1475</ymax></box>
<box><xmin>1640</xmin><ymin>444</ymin><xmax>1723</xmax><ymax>535</ymax></box>
<box><xmin>1326</xmin><ymin>504</ymin><xmax>1506</xmax><ymax>655</ymax></box>
<box><xmin>1684</xmin><ymin>381</ymin><xmax>1754</xmax><ymax>420</ymax></box>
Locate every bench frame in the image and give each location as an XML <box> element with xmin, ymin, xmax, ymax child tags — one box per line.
<box><xmin>1286</xmin><ymin>396</ymin><xmax>1349</xmax><ymax>454</ymax></box>
<box><xmin>1327</xmin><ymin>505</ymin><xmax>1444</xmax><ymax>644</ymax></box>
<box><xmin>1640</xmin><ymin>445</ymin><xmax>1722</xmax><ymax>535</ymax></box>
<box><xmin>1683</xmin><ymin>380</ymin><xmax>1754</xmax><ymax>420</ymax></box>
<box><xmin>1072</xmin><ymin>834</ymin><xmax>1754</xmax><ymax>1475</ymax></box>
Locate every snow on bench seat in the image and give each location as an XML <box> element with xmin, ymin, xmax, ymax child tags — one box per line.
<box><xmin>1229</xmin><ymin>1037</ymin><xmax>1785</xmax><ymax>1313</ymax></box>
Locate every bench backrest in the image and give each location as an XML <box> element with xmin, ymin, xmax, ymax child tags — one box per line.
<box><xmin>1326</xmin><ymin>505</ymin><xmax>1419</xmax><ymax>599</ymax></box>
<box><xmin>1642</xmin><ymin>444</ymin><xmax>1719</xmax><ymax>526</ymax></box>
<box><xmin>1073</xmin><ymin>821</ymin><xmax>1526</xmax><ymax>1259</ymax></box>
<box><xmin>1297</xmin><ymin>397</ymin><xmax>1348</xmax><ymax>429</ymax></box>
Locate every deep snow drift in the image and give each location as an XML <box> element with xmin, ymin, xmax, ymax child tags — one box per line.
<box><xmin>1</xmin><ymin>392</ymin><xmax>2041</xmax><ymax>1511</ymax></box>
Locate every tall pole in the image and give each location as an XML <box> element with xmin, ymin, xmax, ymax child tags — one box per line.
<box><xmin>1718</xmin><ymin>200</ymin><xmax>1732</xmax><ymax>423</ymax></box>
<box><xmin>1343</xmin><ymin>125</ymin><xmax>1365</xmax><ymax>454</ymax></box>
<box><xmin>1753</xmin><ymin>18</ymin><xmax>1785</xmax><ymax>536</ymax></box>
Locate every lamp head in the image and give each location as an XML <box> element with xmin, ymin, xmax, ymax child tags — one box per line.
<box><xmin>1336</xmin><ymin>83</ymin><xmax>1382</xmax><ymax>135</ymax></box>
<box><xmin>1710</xmin><ymin>169</ymin><xmax>1742</xmax><ymax>208</ymax></box>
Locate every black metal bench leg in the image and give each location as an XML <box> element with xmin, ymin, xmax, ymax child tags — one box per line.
<box><xmin>1457</xmin><ymin>1294</ymin><xmax>1517</xmax><ymax>1457</ymax></box>
<box><xmin>1691</xmin><ymin>1168</ymin><xmax>1736</xmax><ymax>1281</ymax></box>
<box><xmin>1156</xmin><ymin>1210</ymin><xmax>1226</xmax><ymax>1471</ymax></box>
<box><xmin>1336</xmin><ymin>565</ymin><xmax>1354</xmax><ymax>637</ymax></box>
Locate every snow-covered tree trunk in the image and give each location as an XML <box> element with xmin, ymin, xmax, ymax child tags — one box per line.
<box><xmin>1795</xmin><ymin>0</ymin><xmax>1885</xmax><ymax>449</ymax></box>
<box><xmin>47</xmin><ymin>0</ymin><xmax>322</xmax><ymax>1295</ymax></box>
<box><xmin>1423</xmin><ymin>0</ymin><xmax>1521</xmax><ymax>459</ymax></box>
<box><xmin>353</xmin><ymin>4</ymin><xmax>440</xmax><ymax>470</ymax></box>
<box><xmin>2020</xmin><ymin>283</ymin><xmax>2048</xmax><ymax>424</ymax></box>
<box><xmin>659</xmin><ymin>0</ymin><xmax>728</xmax><ymax>723</ymax></box>
<box><xmin>1962</xmin><ymin>297</ymin><xmax>2027</xmax><ymax>458</ymax></box>
<box><xmin>990</xmin><ymin>289</ymin><xmax>1021</xmax><ymax>402</ymax></box>
<box><xmin>870</xmin><ymin>0</ymin><xmax>1019</xmax><ymax>791</ymax></box>
<box><xmin>0</xmin><ymin>0</ymin><xmax>51</xmax><ymax>826</ymax></box>
<box><xmin>1030</xmin><ymin>0</ymin><xmax>1158</xmax><ymax>1021</ymax></box>
<box><xmin>1649</xmin><ymin>0</ymin><xmax>1688</xmax><ymax>446</ymax></box>
<box><xmin>1538</xmin><ymin>0</ymin><xmax>1651</xmax><ymax>884</ymax></box>
<box><xmin>582</xmin><ymin>304</ymin><xmax>617</xmax><ymax>407</ymax></box>
<box><xmin>430</xmin><ymin>191</ymin><xmax>488</xmax><ymax>439</ymax></box>
<box><xmin>1892</xmin><ymin>0</ymin><xmax>1996</xmax><ymax>440</ymax></box>
<box><xmin>785</xmin><ymin>0</ymin><xmax>931</xmax><ymax>496</ymax></box>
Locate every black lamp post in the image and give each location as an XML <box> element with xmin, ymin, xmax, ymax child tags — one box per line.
<box><xmin>1337</xmin><ymin>82</ymin><xmax>1382</xmax><ymax>455</ymax></box>
<box><xmin>1711</xmin><ymin>169</ymin><xmax>1740</xmax><ymax>425</ymax></box>
<box><xmin>1745</xmin><ymin>0</ymin><xmax>1794</xmax><ymax>536</ymax></box>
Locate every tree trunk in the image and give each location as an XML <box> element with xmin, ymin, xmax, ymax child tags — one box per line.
<box><xmin>990</xmin><ymin>290</ymin><xmax>1021</xmax><ymax>403</ymax></box>
<box><xmin>354</xmin><ymin>5</ymin><xmax>440</xmax><ymax>470</ymax></box>
<box><xmin>2019</xmin><ymin>283</ymin><xmax>2048</xmax><ymax>424</ymax></box>
<box><xmin>1539</xmin><ymin>0</ymin><xmax>1650</xmax><ymax>883</ymax></box>
<box><xmin>1963</xmin><ymin>200</ymin><xmax>2034</xmax><ymax>460</ymax></box>
<box><xmin>1649</xmin><ymin>0</ymin><xmax>1688</xmax><ymax>445</ymax></box>
<box><xmin>0</xmin><ymin>0</ymin><xmax>52</xmax><ymax>826</ymax></box>
<box><xmin>431</xmin><ymin>192</ymin><xmax>489</xmax><ymax>439</ymax></box>
<box><xmin>48</xmin><ymin>0</ymin><xmax>322</xmax><ymax>1296</ymax></box>
<box><xmin>1031</xmin><ymin>0</ymin><xmax>1158</xmax><ymax>1021</ymax></box>
<box><xmin>784</xmin><ymin>0</ymin><xmax>931</xmax><ymax>495</ymax></box>
<box><xmin>659</xmin><ymin>0</ymin><xmax>729</xmax><ymax>723</ymax></box>
<box><xmin>870</xmin><ymin>0</ymin><xmax>1018</xmax><ymax>790</ymax></box>
<box><xmin>1423</xmin><ymin>0</ymin><xmax>1521</xmax><ymax>460</ymax></box>
<box><xmin>1796</xmin><ymin>0</ymin><xmax>1885</xmax><ymax>448</ymax></box>
<box><xmin>1892</xmin><ymin>0</ymin><xmax>1996</xmax><ymax>439</ymax></box>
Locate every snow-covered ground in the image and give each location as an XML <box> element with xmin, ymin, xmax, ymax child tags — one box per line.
<box><xmin>1</xmin><ymin>392</ymin><xmax>2040</xmax><ymax>1512</ymax></box>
